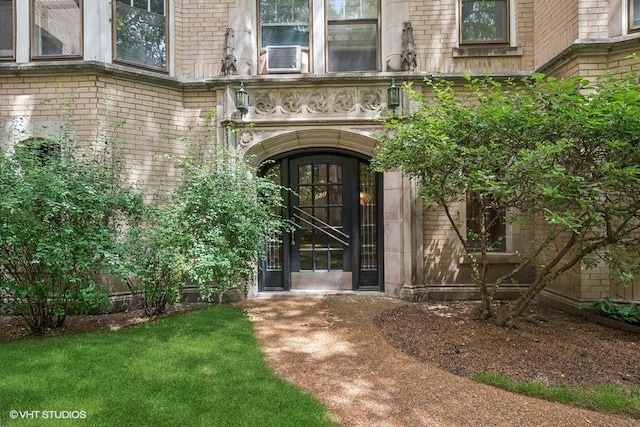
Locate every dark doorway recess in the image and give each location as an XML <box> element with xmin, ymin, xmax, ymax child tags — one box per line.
<box><xmin>259</xmin><ymin>151</ymin><xmax>383</xmax><ymax>292</ymax></box>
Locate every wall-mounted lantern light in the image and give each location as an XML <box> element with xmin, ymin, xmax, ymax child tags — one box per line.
<box><xmin>387</xmin><ymin>78</ymin><xmax>401</xmax><ymax>114</ymax></box>
<box><xmin>235</xmin><ymin>81</ymin><xmax>249</xmax><ymax>117</ymax></box>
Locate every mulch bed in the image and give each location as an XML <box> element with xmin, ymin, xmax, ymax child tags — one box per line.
<box><xmin>374</xmin><ymin>300</ymin><xmax>640</xmax><ymax>389</ymax></box>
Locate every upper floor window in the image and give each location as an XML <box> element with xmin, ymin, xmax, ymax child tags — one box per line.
<box><xmin>32</xmin><ymin>0</ymin><xmax>82</xmax><ymax>58</ymax></box>
<box><xmin>327</xmin><ymin>0</ymin><xmax>378</xmax><ymax>72</ymax></box>
<box><xmin>631</xmin><ymin>0</ymin><xmax>640</xmax><ymax>31</ymax></box>
<box><xmin>466</xmin><ymin>191</ymin><xmax>506</xmax><ymax>252</ymax></box>
<box><xmin>0</xmin><ymin>0</ymin><xmax>13</xmax><ymax>60</ymax></box>
<box><xmin>260</xmin><ymin>0</ymin><xmax>309</xmax><ymax>48</ymax></box>
<box><xmin>114</xmin><ymin>0</ymin><xmax>167</xmax><ymax>70</ymax></box>
<box><xmin>460</xmin><ymin>0</ymin><xmax>508</xmax><ymax>45</ymax></box>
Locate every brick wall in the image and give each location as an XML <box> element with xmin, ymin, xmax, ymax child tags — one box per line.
<box><xmin>533</xmin><ymin>0</ymin><xmax>578</xmax><ymax>70</ymax></box>
<box><xmin>413</xmin><ymin>0</ymin><xmax>534</xmax><ymax>74</ymax></box>
<box><xmin>172</xmin><ymin>0</ymin><xmax>537</xmax><ymax>78</ymax></box>
<box><xmin>175</xmin><ymin>0</ymin><xmax>236</xmax><ymax>79</ymax></box>
<box><xmin>577</xmin><ymin>0</ymin><xmax>610</xmax><ymax>39</ymax></box>
<box><xmin>0</xmin><ymin>72</ymin><xmax>217</xmax><ymax>198</ymax></box>
<box><xmin>0</xmin><ymin>74</ymin><xmax>100</xmax><ymax>147</ymax></box>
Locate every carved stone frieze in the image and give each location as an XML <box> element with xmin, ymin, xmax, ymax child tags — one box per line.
<box><xmin>254</xmin><ymin>91</ymin><xmax>277</xmax><ymax>115</ymax></box>
<box><xmin>359</xmin><ymin>90</ymin><xmax>382</xmax><ymax>112</ymax></box>
<box><xmin>281</xmin><ymin>90</ymin><xmax>304</xmax><ymax>114</ymax></box>
<box><xmin>333</xmin><ymin>90</ymin><xmax>356</xmax><ymax>113</ymax></box>
<box><xmin>249</xmin><ymin>86</ymin><xmax>384</xmax><ymax>117</ymax></box>
<box><xmin>307</xmin><ymin>90</ymin><xmax>330</xmax><ymax>114</ymax></box>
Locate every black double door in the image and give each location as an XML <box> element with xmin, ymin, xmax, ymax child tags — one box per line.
<box><xmin>260</xmin><ymin>153</ymin><xmax>381</xmax><ymax>292</ymax></box>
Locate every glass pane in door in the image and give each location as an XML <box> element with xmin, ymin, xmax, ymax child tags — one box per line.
<box><xmin>360</xmin><ymin>162</ymin><xmax>377</xmax><ymax>270</ymax></box>
<box><xmin>297</xmin><ymin>162</ymin><xmax>345</xmax><ymax>271</ymax></box>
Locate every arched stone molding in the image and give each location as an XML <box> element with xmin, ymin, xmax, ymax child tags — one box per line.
<box><xmin>239</xmin><ymin>127</ymin><xmax>381</xmax><ymax>165</ymax></box>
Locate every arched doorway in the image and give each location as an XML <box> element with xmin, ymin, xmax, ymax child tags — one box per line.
<box><xmin>259</xmin><ymin>150</ymin><xmax>383</xmax><ymax>292</ymax></box>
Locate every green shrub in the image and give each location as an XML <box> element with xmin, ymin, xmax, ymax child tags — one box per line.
<box><xmin>171</xmin><ymin>152</ymin><xmax>288</xmax><ymax>299</ymax></box>
<box><xmin>114</xmin><ymin>151</ymin><xmax>289</xmax><ymax>313</ymax></box>
<box><xmin>588</xmin><ymin>297</ymin><xmax>640</xmax><ymax>325</ymax></box>
<box><xmin>121</xmin><ymin>204</ymin><xmax>188</xmax><ymax>316</ymax></box>
<box><xmin>0</xmin><ymin>143</ymin><xmax>141</xmax><ymax>334</ymax></box>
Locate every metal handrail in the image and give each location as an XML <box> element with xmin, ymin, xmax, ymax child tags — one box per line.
<box><xmin>292</xmin><ymin>206</ymin><xmax>349</xmax><ymax>246</ymax></box>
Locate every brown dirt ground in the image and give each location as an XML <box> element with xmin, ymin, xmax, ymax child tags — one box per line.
<box><xmin>1</xmin><ymin>296</ymin><xmax>639</xmax><ymax>426</ymax></box>
<box><xmin>0</xmin><ymin>303</ymin><xmax>207</xmax><ymax>341</ymax></box>
<box><xmin>374</xmin><ymin>300</ymin><xmax>640</xmax><ymax>390</ymax></box>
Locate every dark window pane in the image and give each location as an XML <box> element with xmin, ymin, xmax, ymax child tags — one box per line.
<box><xmin>150</xmin><ymin>0</ymin><xmax>164</xmax><ymax>14</ymax></box>
<box><xmin>329</xmin><ymin>207</ymin><xmax>342</xmax><ymax>226</ymax></box>
<box><xmin>359</xmin><ymin>161</ymin><xmax>377</xmax><ymax>269</ymax></box>
<box><xmin>313</xmin><ymin>186</ymin><xmax>328</xmax><ymax>206</ymax></box>
<box><xmin>300</xmin><ymin>250</ymin><xmax>313</xmax><ymax>270</ymax></box>
<box><xmin>315</xmin><ymin>163</ymin><xmax>328</xmax><ymax>183</ymax></box>
<box><xmin>300</xmin><ymin>228</ymin><xmax>313</xmax><ymax>247</ymax></box>
<box><xmin>260</xmin><ymin>0</ymin><xmax>309</xmax><ymax>47</ymax></box>
<box><xmin>328</xmin><ymin>22</ymin><xmax>377</xmax><ymax>71</ymax></box>
<box><xmin>266</xmin><ymin>243</ymin><xmax>282</xmax><ymax>270</ymax></box>
<box><xmin>329</xmin><ymin>164</ymin><xmax>342</xmax><ymax>183</ymax></box>
<box><xmin>461</xmin><ymin>0</ymin><xmax>507</xmax><ymax>43</ymax></box>
<box><xmin>313</xmin><ymin>163</ymin><xmax>324</xmax><ymax>182</ymax></box>
<box><xmin>0</xmin><ymin>0</ymin><xmax>13</xmax><ymax>58</ymax></box>
<box><xmin>328</xmin><ymin>0</ymin><xmax>377</xmax><ymax>20</ymax></box>
<box><xmin>261</xmin><ymin>25</ymin><xmax>309</xmax><ymax>47</ymax></box>
<box><xmin>115</xmin><ymin>2</ymin><xmax>166</xmax><ymax>69</ymax></box>
<box><xmin>634</xmin><ymin>0</ymin><xmax>640</xmax><ymax>28</ymax></box>
<box><xmin>466</xmin><ymin>191</ymin><xmax>506</xmax><ymax>251</ymax></box>
<box><xmin>328</xmin><ymin>185</ymin><xmax>342</xmax><ymax>205</ymax></box>
<box><xmin>298</xmin><ymin>185</ymin><xmax>312</xmax><ymax>205</ymax></box>
<box><xmin>298</xmin><ymin>164</ymin><xmax>312</xmax><ymax>184</ymax></box>
<box><xmin>315</xmin><ymin>251</ymin><xmax>328</xmax><ymax>270</ymax></box>
<box><xmin>33</xmin><ymin>0</ymin><xmax>81</xmax><ymax>57</ymax></box>
<box><xmin>314</xmin><ymin>207</ymin><xmax>328</xmax><ymax>223</ymax></box>
<box><xmin>329</xmin><ymin>233</ymin><xmax>344</xmax><ymax>248</ymax></box>
<box><xmin>330</xmin><ymin>250</ymin><xmax>344</xmax><ymax>269</ymax></box>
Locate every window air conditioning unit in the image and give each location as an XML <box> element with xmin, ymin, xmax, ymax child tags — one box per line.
<box><xmin>266</xmin><ymin>45</ymin><xmax>302</xmax><ymax>73</ymax></box>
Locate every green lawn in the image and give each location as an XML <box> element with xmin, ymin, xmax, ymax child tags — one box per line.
<box><xmin>473</xmin><ymin>372</ymin><xmax>640</xmax><ymax>418</ymax></box>
<box><xmin>0</xmin><ymin>306</ymin><xmax>336</xmax><ymax>427</ymax></box>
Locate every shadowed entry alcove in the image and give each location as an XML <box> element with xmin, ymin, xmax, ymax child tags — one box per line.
<box><xmin>259</xmin><ymin>150</ymin><xmax>383</xmax><ymax>292</ymax></box>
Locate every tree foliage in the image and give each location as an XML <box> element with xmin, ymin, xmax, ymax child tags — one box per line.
<box><xmin>373</xmin><ymin>71</ymin><xmax>640</xmax><ymax>325</ymax></box>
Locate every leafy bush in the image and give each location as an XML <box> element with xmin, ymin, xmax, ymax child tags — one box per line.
<box><xmin>0</xmin><ymin>142</ymin><xmax>141</xmax><ymax>334</ymax></box>
<box><xmin>588</xmin><ymin>297</ymin><xmax>640</xmax><ymax>325</ymax></box>
<box><xmin>112</xmin><ymin>150</ymin><xmax>288</xmax><ymax>313</ymax></box>
<box><xmin>170</xmin><ymin>152</ymin><xmax>287</xmax><ymax>300</ymax></box>
<box><xmin>120</xmin><ymin>204</ymin><xmax>188</xmax><ymax>316</ymax></box>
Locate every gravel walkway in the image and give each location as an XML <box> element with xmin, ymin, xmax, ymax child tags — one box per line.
<box><xmin>241</xmin><ymin>294</ymin><xmax>638</xmax><ymax>427</ymax></box>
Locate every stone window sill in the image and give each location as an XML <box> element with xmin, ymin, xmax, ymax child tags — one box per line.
<box><xmin>453</xmin><ymin>46</ymin><xmax>522</xmax><ymax>58</ymax></box>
